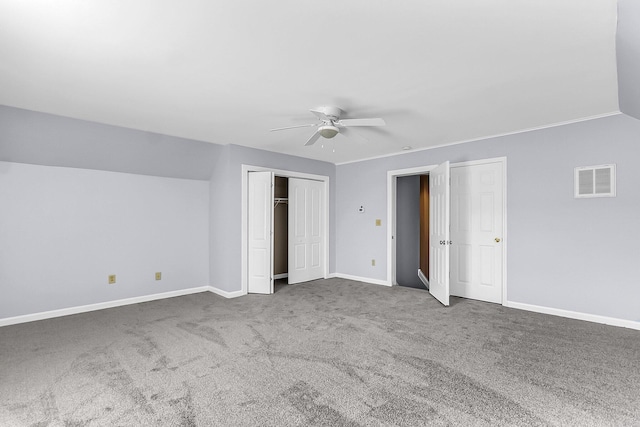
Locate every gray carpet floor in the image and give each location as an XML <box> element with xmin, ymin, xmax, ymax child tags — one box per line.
<box><xmin>1</xmin><ymin>278</ymin><xmax>639</xmax><ymax>426</ymax></box>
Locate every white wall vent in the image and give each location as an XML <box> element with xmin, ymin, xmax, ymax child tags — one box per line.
<box><xmin>574</xmin><ymin>164</ymin><xmax>616</xmax><ymax>198</ymax></box>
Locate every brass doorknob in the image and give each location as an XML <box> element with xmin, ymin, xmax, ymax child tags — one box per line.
<box><xmin>495</xmin><ymin>238</ymin><xmax>501</xmax><ymax>243</ymax></box>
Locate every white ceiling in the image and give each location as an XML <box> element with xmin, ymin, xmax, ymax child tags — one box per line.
<box><xmin>0</xmin><ymin>0</ymin><xmax>620</xmax><ymax>164</ymax></box>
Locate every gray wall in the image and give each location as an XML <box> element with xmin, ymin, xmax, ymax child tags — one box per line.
<box><xmin>617</xmin><ymin>0</ymin><xmax>640</xmax><ymax>120</ymax></box>
<box><xmin>395</xmin><ymin>175</ymin><xmax>421</xmax><ymax>287</ymax></box>
<box><xmin>0</xmin><ymin>161</ymin><xmax>210</xmax><ymax>318</ymax></box>
<box><xmin>336</xmin><ymin>114</ymin><xmax>640</xmax><ymax>322</ymax></box>
<box><xmin>209</xmin><ymin>144</ymin><xmax>336</xmax><ymax>292</ymax></box>
<box><xmin>0</xmin><ymin>106</ymin><xmax>336</xmax><ymax>318</ymax></box>
<box><xmin>0</xmin><ymin>105</ymin><xmax>218</xmax><ymax>180</ymax></box>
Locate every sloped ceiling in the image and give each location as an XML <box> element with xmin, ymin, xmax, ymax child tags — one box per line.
<box><xmin>617</xmin><ymin>0</ymin><xmax>640</xmax><ymax>120</ymax></box>
<box><xmin>0</xmin><ymin>0</ymin><xmax>620</xmax><ymax>164</ymax></box>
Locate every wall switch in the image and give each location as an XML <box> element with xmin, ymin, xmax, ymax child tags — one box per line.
<box><xmin>375</xmin><ymin>219</ymin><xmax>382</xmax><ymax>226</ymax></box>
<box><xmin>108</xmin><ymin>274</ymin><xmax>116</xmax><ymax>284</ymax></box>
<box><xmin>155</xmin><ymin>272</ymin><xmax>162</xmax><ymax>280</ymax></box>
<box><xmin>372</xmin><ymin>259</ymin><xmax>376</xmax><ymax>266</ymax></box>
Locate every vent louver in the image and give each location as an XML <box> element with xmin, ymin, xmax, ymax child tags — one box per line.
<box><xmin>574</xmin><ymin>164</ymin><xmax>616</xmax><ymax>198</ymax></box>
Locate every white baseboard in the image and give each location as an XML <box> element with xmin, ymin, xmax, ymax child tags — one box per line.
<box><xmin>418</xmin><ymin>269</ymin><xmax>429</xmax><ymax>288</ymax></box>
<box><xmin>0</xmin><ymin>286</ymin><xmax>212</xmax><ymax>328</ymax></box>
<box><xmin>208</xmin><ymin>286</ymin><xmax>245</xmax><ymax>299</ymax></box>
<box><xmin>505</xmin><ymin>301</ymin><xmax>640</xmax><ymax>331</ymax></box>
<box><xmin>274</xmin><ymin>273</ymin><xmax>288</xmax><ymax>280</ymax></box>
<box><xmin>5</xmin><ymin>284</ymin><xmax>636</xmax><ymax>332</ymax></box>
<box><xmin>329</xmin><ymin>273</ymin><xmax>391</xmax><ymax>287</ymax></box>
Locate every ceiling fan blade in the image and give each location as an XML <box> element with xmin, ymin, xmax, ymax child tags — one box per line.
<box><xmin>309</xmin><ymin>108</ymin><xmax>330</xmax><ymax>121</ymax></box>
<box><xmin>337</xmin><ymin>118</ymin><xmax>386</xmax><ymax>127</ymax></box>
<box><xmin>304</xmin><ymin>131</ymin><xmax>322</xmax><ymax>146</ymax></box>
<box><xmin>270</xmin><ymin>123</ymin><xmax>318</xmax><ymax>132</ymax></box>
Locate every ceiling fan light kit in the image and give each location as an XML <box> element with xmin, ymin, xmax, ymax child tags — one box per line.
<box><xmin>318</xmin><ymin>125</ymin><xmax>339</xmax><ymax>139</ymax></box>
<box><xmin>270</xmin><ymin>105</ymin><xmax>386</xmax><ymax>146</ymax></box>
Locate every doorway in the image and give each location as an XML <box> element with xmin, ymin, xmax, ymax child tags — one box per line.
<box><xmin>242</xmin><ymin>165</ymin><xmax>329</xmax><ymax>295</ymax></box>
<box><xmin>387</xmin><ymin>157</ymin><xmax>506</xmax><ymax>306</ymax></box>
<box><xmin>395</xmin><ymin>175</ymin><xmax>429</xmax><ymax>290</ymax></box>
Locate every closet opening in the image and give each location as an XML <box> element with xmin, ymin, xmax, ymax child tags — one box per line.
<box><xmin>243</xmin><ymin>164</ymin><xmax>329</xmax><ymax>296</ymax></box>
<box><xmin>273</xmin><ymin>176</ymin><xmax>289</xmax><ymax>292</ymax></box>
<box><xmin>395</xmin><ymin>174</ymin><xmax>429</xmax><ymax>290</ymax></box>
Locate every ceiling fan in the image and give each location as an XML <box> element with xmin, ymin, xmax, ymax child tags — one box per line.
<box><xmin>270</xmin><ymin>106</ymin><xmax>386</xmax><ymax>146</ymax></box>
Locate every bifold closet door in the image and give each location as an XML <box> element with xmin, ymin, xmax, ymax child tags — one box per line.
<box><xmin>247</xmin><ymin>171</ymin><xmax>274</xmax><ymax>294</ymax></box>
<box><xmin>288</xmin><ymin>178</ymin><xmax>324</xmax><ymax>284</ymax></box>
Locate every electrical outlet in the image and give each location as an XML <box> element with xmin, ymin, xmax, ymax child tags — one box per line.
<box><xmin>108</xmin><ymin>274</ymin><xmax>116</xmax><ymax>284</ymax></box>
<box><xmin>155</xmin><ymin>272</ymin><xmax>162</xmax><ymax>280</ymax></box>
<box><xmin>372</xmin><ymin>259</ymin><xmax>376</xmax><ymax>266</ymax></box>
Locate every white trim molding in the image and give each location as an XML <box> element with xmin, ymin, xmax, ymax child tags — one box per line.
<box><xmin>0</xmin><ymin>286</ymin><xmax>212</xmax><ymax>328</ymax></box>
<box><xmin>387</xmin><ymin>163</ymin><xmax>438</xmax><ymax>286</ymax></box>
<box><xmin>337</xmin><ymin>111</ymin><xmax>621</xmax><ymax>166</ymax></box>
<box><xmin>208</xmin><ymin>286</ymin><xmax>245</xmax><ymax>299</ymax></box>
<box><xmin>505</xmin><ymin>301</ymin><xmax>640</xmax><ymax>331</ymax></box>
<box><xmin>418</xmin><ymin>269</ymin><xmax>429</xmax><ymax>288</ymax></box>
<box><xmin>329</xmin><ymin>273</ymin><xmax>391</xmax><ymax>287</ymax></box>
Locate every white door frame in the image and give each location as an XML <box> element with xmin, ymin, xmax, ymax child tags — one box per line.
<box><xmin>386</xmin><ymin>157</ymin><xmax>508</xmax><ymax>305</ymax></box>
<box><xmin>241</xmin><ymin>164</ymin><xmax>330</xmax><ymax>295</ymax></box>
<box><xmin>387</xmin><ymin>164</ymin><xmax>438</xmax><ymax>286</ymax></box>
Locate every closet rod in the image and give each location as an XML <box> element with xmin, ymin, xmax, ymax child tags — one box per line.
<box><xmin>274</xmin><ymin>198</ymin><xmax>288</xmax><ymax>208</ymax></box>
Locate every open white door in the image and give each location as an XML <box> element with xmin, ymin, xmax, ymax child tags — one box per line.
<box><xmin>248</xmin><ymin>171</ymin><xmax>274</xmax><ymax>294</ymax></box>
<box><xmin>429</xmin><ymin>161</ymin><xmax>450</xmax><ymax>306</ymax></box>
<box><xmin>288</xmin><ymin>178</ymin><xmax>324</xmax><ymax>284</ymax></box>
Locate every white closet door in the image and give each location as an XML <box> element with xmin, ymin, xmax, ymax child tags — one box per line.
<box><xmin>429</xmin><ymin>161</ymin><xmax>451</xmax><ymax>306</ymax></box>
<box><xmin>288</xmin><ymin>178</ymin><xmax>324</xmax><ymax>284</ymax></box>
<box><xmin>450</xmin><ymin>161</ymin><xmax>504</xmax><ymax>303</ymax></box>
<box><xmin>248</xmin><ymin>171</ymin><xmax>274</xmax><ymax>294</ymax></box>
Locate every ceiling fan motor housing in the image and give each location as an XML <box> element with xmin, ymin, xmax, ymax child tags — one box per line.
<box><xmin>318</xmin><ymin>106</ymin><xmax>343</xmax><ymax>120</ymax></box>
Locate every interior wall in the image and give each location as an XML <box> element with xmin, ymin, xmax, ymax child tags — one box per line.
<box><xmin>208</xmin><ymin>145</ymin><xmax>233</xmax><ymax>290</ymax></box>
<box><xmin>0</xmin><ymin>161</ymin><xmax>210</xmax><ymax>319</ymax></box>
<box><xmin>395</xmin><ymin>175</ymin><xmax>421</xmax><ymax>287</ymax></box>
<box><xmin>617</xmin><ymin>0</ymin><xmax>640</xmax><ymax>120</ymax></box>
<box><xmin>0</xmin><ymin>105</ymin><xmax>218</xmax><ymax>180</ymax></box>
<box><xmin>209</xmin><ymin>144</ymin><xmax>336</xmax><ymax>293</ymax></box>
<box><xmin>336</xmin><ymin>113</ymin><xmax>640</xmax><ymax>323</ymax></box>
